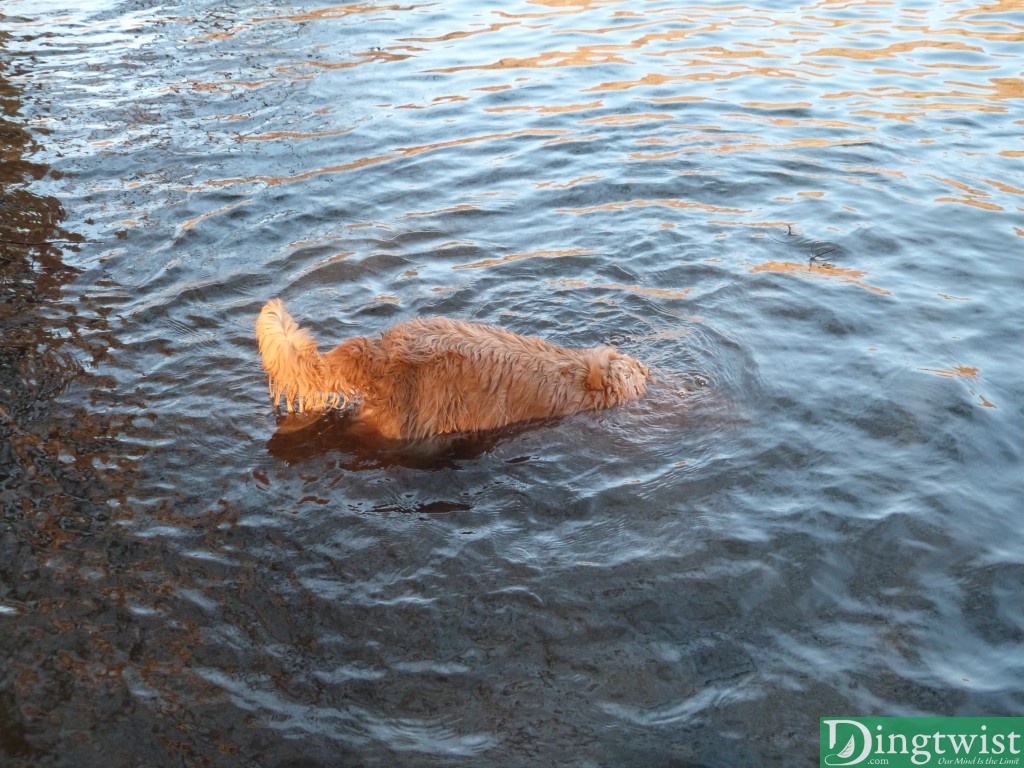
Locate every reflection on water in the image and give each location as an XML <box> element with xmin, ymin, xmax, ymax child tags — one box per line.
<box><xmin>2</xmin><ymin>0</ymin><xmax>1022</xmax><ymax>766</ymax></box>
<box><xmin>750</xmin><ymin>260</ymin><xmax>891</xmax><ymax>295</ymax></box>
<box><xmin>265</xmin><ymin>410</ymin><xmax>541</xmax><ymax>472</ymax></box>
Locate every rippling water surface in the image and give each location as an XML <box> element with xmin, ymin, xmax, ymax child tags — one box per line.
<box><xmin>1</xmin><ymin>0</ymin><xmax>1022</xmax><ymax>765</ymax></box>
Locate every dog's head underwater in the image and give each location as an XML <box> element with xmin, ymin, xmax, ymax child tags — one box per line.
<box><xmin>256</xmin><ymin>298</ymin><xmax>651</xmax><ymax>440</ymax></box>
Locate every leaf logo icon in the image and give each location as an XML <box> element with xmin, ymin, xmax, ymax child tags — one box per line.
<box><xmin>822</xmin><ymin>720</ymin><xmax>872</xmax><ymax>766</ymax></box>
<box><xmin>837</xmin><ymin>735</ymin><xmax>856</xmax><ymax>759</ymax></box>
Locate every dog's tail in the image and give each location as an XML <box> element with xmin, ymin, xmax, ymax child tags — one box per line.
<box><xmin>256</xmin><ymin>299</ymin><xmax>343</xmax><ymax>412</ymax></box>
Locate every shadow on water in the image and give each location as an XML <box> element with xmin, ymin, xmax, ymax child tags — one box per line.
<box><xmin>266</xmin><ymin>408</ymin><xmax>550</xmax><ymax>473</ymax></box>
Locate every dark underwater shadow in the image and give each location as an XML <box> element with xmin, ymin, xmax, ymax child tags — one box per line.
<box><xmin>264</xmin><ymin>409</ymin><xmax>550</xmax><ymax>470</ymax></box>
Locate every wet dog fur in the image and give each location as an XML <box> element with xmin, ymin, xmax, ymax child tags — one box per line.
<box><xmin>256</xmin><ymin>298</ymin><xmax>650</xmax><ymax>440</ymax></box>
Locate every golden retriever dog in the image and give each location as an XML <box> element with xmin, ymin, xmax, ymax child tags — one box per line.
<box><xmin>256</xmin><ymin>298</ymin><xmax>650</xmax><ymax>440</ymax></box>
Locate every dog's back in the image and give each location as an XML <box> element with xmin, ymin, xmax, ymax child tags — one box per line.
<box><xmin>258</xmin><ymin>300</ymin><xmax>650</xmax><ymax>439</ymax></box>
<box><xmin>343</xmin><ymin>317</ymin><xmax>650</xmax><ymax>438</ymax></box>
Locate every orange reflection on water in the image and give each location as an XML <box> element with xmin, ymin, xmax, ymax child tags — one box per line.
<box><xmin>930</xmin><ymin>175</ymin><xmax>1006</xmax><ymax>212</ymax></box>
<box><xmin>585</xmin><ymin>58</ymin><xmax>821</xmax><ymax>93</ymax></box>
<box><xmin>583</xmin><ymin>72</ymin><xmax>687</xmax><ymax>93</ymax></box>
<box><xmin>581</xmin><ymin>112</ymin><xmax>674</xmax><ymax>126</ymax></box>
<box><xmin>236</xmin><ymin>129</ymin><xmax>350</xmax><ymax>142</ymax></box>
<box><xmin>542</xmin><ymin>133</ymin><xmax>601</xmax><ymax>147</ymax></box>
<box><xmin>920</xmin><ymin>365</ymin><xmax>996</xmax><ymax>408</ymax></box>
<box><xmin>739</xmin><ymin>101</ymin><xmax>813</xmax><ymax>112</ymax></box>
<box><xmin>713</xmin><ymin>137</ymin><xmax>873</xmax><ymax>154</ymax></box>
<box><xmin>429</xmin><ymin>45</ymin><xmax>635</xmax><ymax>73</ymax></box>
<box><xmin>405</xmin><ymin>203</ymin><xmax>482</xmax><ymax>218</ymax></box>
<box><xmin>649</xmin><ymin>95</ymin><xmax>711</xmax><ymax>105</ymax></box>
<box><xmin>933</xmin><ymin>196</ymin><xmax>1004</xmax><ymax>212</ymax></box>
<box><xmin>399</xmin><ymin>23</ymin><xmax>515</xmax><ymax>44</ymax></box>
<box><xmin>826</xmin><ymin>79</ymin><xmax>1019</xmax><ymax>121</ymax></box>
<box><xmin>709</xmin><ymin>219</ymin><xmax>792</xmax><ymax>230</ymax></box>
<box><xmin>921</xmin><ymin>365</ymin><xmax>979</xmax><ymax>379</ymax></box>
<box><xmin>535</xmin><ymin>175</ymin><xmax>602</xmax><ymax>189</ymax></box>
<box><xmin>453</xmin><ymin>248</ymin><xmax>596</xmax><ymax>270</ymax></box>
<box><xmin>842</xmin><ymin>164</ymin><xmax>906</xmax><ymax>180</ymax></box>
<box><xmin>180</xmin><ymin>199</ymin><xmax>252</xmax><ymax>232</ymax></box>
<box><xmin>750</xmin><ymin>261</ymin><xmax>891</xmax><ymax>295</ymax></box>
<box><xmin>398</xmin><ymin>94</ymin><xmax>471</xmax><ymax>109</ymax></box>
<box><xmin>183</xmin><ymin>77</ymin><xmax>306</xmax><ymax>93</ymax></box>
<box><xmin>306</xmin><ymin>50</ymin><xmax>417</xmax><ymax>70</ymax></box>
<box><xmin>983</xmin><ymin>178</ymin><xmax>1024</xmax><ymax>197</ymax></box>
<box><xmin>557</xmin><ymin>198</ymin><xmax>749</xmax><ymax>216</ymax></box>
<box><xmin>552</xmin><ymin>278</ymin><xmax>693</xmax><ymax>301</ymax></box>
<box><xmin>393</xmin><ymin>129</ymin><xmax>569</xmax><ymax>159</ymax></box>
<box><xmin>810</xmin><ymin>39</ymin><xmax>986</xmax><ymax>62</ymax></box>
<box><xmin>485</xmin><ymin>100</ymin><xmax>603</xmax><ymax>115</ymax></box>
<box><xmin>734</xmin><ymin>110</ymin><xmax>873</xmax><ymax>134</ymax></box>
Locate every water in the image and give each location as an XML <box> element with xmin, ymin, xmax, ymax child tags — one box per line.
<box><xmin>1</xmin><ymin>0</ymin><xmax>1022</xmax><ymax>765</ymax></box>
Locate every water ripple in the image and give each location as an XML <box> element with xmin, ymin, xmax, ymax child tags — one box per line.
<box><xmin>4</xmin><ymin>0</ymin><xmax>1023</xmax><ymax>765</ymax></box>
